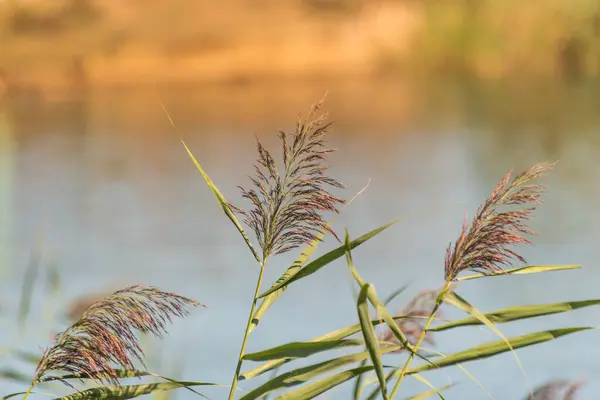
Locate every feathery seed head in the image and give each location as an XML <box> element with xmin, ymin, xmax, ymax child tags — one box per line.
<box><xmin>233</xmin><ymin>99</ymin><xmax>346</xmax><ymax>260</ymax></box>
<box><xmin>33</xmin><ymin>285</ymin><xmax>202</xmax><ymax>386</ymax></box>
<box><xmin>444</xmin><ymin>162</ymin><xmax>555</xmax><ymax>281</ymax></box>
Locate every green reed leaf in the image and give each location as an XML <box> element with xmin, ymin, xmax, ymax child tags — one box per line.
<box><xmin>0</xmin><ymin>368</ymin><xmax>31</xmax><ymax>383</ymax></box>
<box><xmin>18</xmin><ymin>245</ymin><xmax>42</xmax><ymax>332</ymax></box>
<box><xmin>404</xmin><ymin>383</ymin><xmax>456</xmax><ymax>400</ymax></box>
<box><xmin>357</xmin><ymin>283</ymin><xmax>388</xmax><ymax>399</ymax></box>
<box><xmin>407</xmin><ymin>327</ymin><xmax>591</xmax><ymax>374</ymax></box>
<box><xmin>181</xmin><ymin>140</ymin><xmax>260</xmax><ymax>262</ymax></box>
<box><xmin>443</xmin><ymin>291</ymin><xmax>531</xmax><ymax>395</ymax></box>
<box><xmin>240</xmin><ymin>345</ymin><xmax>402</xmax><ymax>400</ymax></box>
<box><xmin>52</xmin><ymin>381</ymin><xmax>217</xmax><ymax>400</ymax></box>
<box><xmin>240</xmin><ymin>314</ymin><xmax>415</xmax><ymax>380</ymax></box>
<box><xmin>458</xmin><ymin>264</ymin><xmax>581</xmax><ymax>281</ymax></box>
<box><xmin>243</xmin><ymin>339</ymin><xmax>364</xmax><ymax>362</ymax></box>
<box><xmin>258</xmin><ymin>217</ymin><xmax>404</xmax><ymax>298</ymax></box>
<box><xmin>431</xmin><ymin>299</ymin><xmax>600</xmax><ymax>332</ymax></box>
<box><xmin>275</xmin><ymin>366</ymin><xmax>374</xmax><ymax>400</ymax></box>
<box><xmin>354</xmin><ymin>284</ymin><xmax>411</xmax><ymax>400</ymax></box>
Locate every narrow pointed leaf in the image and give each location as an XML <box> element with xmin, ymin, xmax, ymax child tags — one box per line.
<box><xmin>407</xmin><ymin>327</ymin><xmax>591</xmax><ymax>374</ymax></box>
<box><xmin>39</xmin><ymin>369</ymin><xmax>152</xmax><ymax>382</ymax></box>
<box><xmin>243</xmin><ymin>339</ymin><xmax>364</xmax><ymax>362</ymax></box>
<box><xmin>259</xmin><ymin>217</ymin><xmax>404</xmax><ymax>298</ymax></box>
<box><xmin>0</xmin><ymin>368</ymin><xmax>30</xmax><ymax>383</ymax></box>
<box><xmin>240</xmin><ymin>315</ymin><xmax>414</xmax><ymax>380</ymax></box>
<box><xmin>181</xmin><ymin>139</ymin><xmax>260</xmax><ymax>262</ymax></box>
<box><xmin>431</xmin><ymin>299</ymin><xmax>600</xmax><ymax>332</ymax></box>
<box><xmin>52</xmin><ymin>381</ymin><xmax>217</xmax><ymax>400</ymax></box>
<box><xmin>239</xmin><ymin>345</ymin><xmax>402</xmax><ymax>400</ymax></box>
<box><xmin>275</xmin><ymin>366</ymin><xmax>374</xmax><ymax>400</ymax></box>
<box><xmin>458</xmin><ymin>265</ymin><xmax>581</xmax><ymax>281</ymax></box>
<box><xmin>357</xmin><ymin>283</ymin><xmax>388</xmax><ymax>399</ymax></box>
<box><xmin>443</xmin><ymin>291</ymin><xmax>529</xmax><ymax>391</ymax></box>
<box><xmin>411</xmin><ymin>373</ymin><xmax>446</xmax><ymax>399</ymax></box>
<box><xmin>404</xmin><ymin>384</ymin><xmax>456</xmax><ymax>400</ymax></box>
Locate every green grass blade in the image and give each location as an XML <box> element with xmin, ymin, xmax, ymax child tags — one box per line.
<box><xmin>443</xmin><ymin>291</ymin><xmax>531</xmax><ymax>395</ymax></box>
<box><xmin>18</xmin><ymin>245</ymin><xmax>42</xmax><ymax>332</ymax></box>
<box><xmin>159</xmin><ymin>99</ymin><xmax>261</xmax><ymax>263</ymax></box>
<box><xmin>431</xmin><ymin>299</ymin><xmax>600</xmax><ymax>332</ymax></box>
<box><xmin>383</xmin><ymin>283</ymin><xmax>412</xmax><ymax>306</ymax></box>
<box><xmin>2</xmin><ymin>392</ymin><xmax>47</xmax><ymax>400</ymax></box>
<box><xmin>352</xmin><ymin>359</ymin><xmax>369</xmax><ymax>400</ymax></box>
<box><xmin>258</xmin><ymin>217</ymin><xmax>404</xmax><ymax>299</ymax></box>
<box><xmin>181</xmin><ymin>139</ymin><xmax>260</xmax><ymax>262</ymax></box>
<box><xmin>239</xmin><ymin>345</ymin><xmax>402</xmax><ymax>400</ymax></box>
<box><xmin>404</xmin><ymin>384</ymin><xmax>456</xmax><ymax>400</ymax></box>
<box><xmin>274</xmin><ymin>366</ymin><xmax>374</xmax><ymax>400</ymax></box>
<box><xmin>357</xmin><ymin>283</ymin><xmax>388</xmax><ymax>399</ymax></box>
<box><xmin>458</xmin><ymin>265</ymin><xmax>581</xmax><ymax>281</ymax></box>
<box><xmin>239</xmin><ymin>315</ymin><xmax>414</xmax><ymax>380</ymax></box>
<box><xmin>407</xmin><ymin>327</ymin><xmax>591</xmax><ymax>374</ymax></box>
<box><xmin>0</xmin><ymin>368</ymin><xmax>31</xmax><ymax>383</ymax></box>
<box><xmin>411</xmin><ymin>373</ymin><xmax>446</xmax><ymax>400</ymax></box>
<box><xmin>243</xmin><ymin>339</ymin><xmax>364</xmax><ymax>362</ymax></box>
<box><xmin>249</xmin><ymin>182</ymin><xmax>369</xmax><ymax>333</ymax></box>
<box><xmin>52</xmin><ymin>381</ymin><xmax>217</xmax><ymax>400</ymax></box>
<box><xmin>39</xmin><ymin>369</ymin><xmax>153</xmax><ymax>382</ymax></box>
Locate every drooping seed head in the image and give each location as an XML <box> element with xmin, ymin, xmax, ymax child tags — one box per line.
<box><xmin>527</xmin><ymin>379</ymin><xmax>586</xmax><ymax>400</ymax></box>
<box><xmin>33</xmin><ymin>285</ymin><xmax>202</xmax><ymax>386</ymax></box>
<box><xmin>380</xmin><ymin>289</ymin><xmax>439</xmax><ymax>351</ymax></box>
<box><xmin>444</xmin><ymin>162</ymin><xmax>555</xmax><ymax>281</ymax></box>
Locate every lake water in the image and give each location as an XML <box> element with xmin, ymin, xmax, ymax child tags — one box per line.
<box><xmin>1</xmin><ymin>78</ymin><xmax>600</xmax><ymax>399</ymax></box>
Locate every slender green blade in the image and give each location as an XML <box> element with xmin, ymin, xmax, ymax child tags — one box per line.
<box><xmin>3</xmin><ymin>392</ymin><xmax>43</xmax><ymax>400</ymax></box>
<box><xmin>404</xmin><ymin>384</ymin><xmax>456</xmax><ymax>400</ymax></box>
<box><xmin>258</xmin><ymin>217</ymin><xmax>404</xmax><ymax>298</ymax></box>
<box><xmin>52</xmin><ymin>381</ymin><xmax>216</xmax><ymax>400</ymax></box>
<box><xmin>39</xmin><ymin>369</ymin><xmax>153</xmax><ymax>382</ymax></box>
<box><xmin>275</xmin><ymin>366</ymin><xmax>374</xmax><ymax>400</ymax></box>
<box><xmin>443</xmin><ymin>291</ymin><xmax>530</xmax><ymax>393</ymax></box>
<box><xmin>431</xmin><ymin>299</ymin><xmax>600</xmax><ymax>332</ymax></box>
<box><xmin>407</xmin><ymin>327</ymin><xmax>591</xmax><ymax>374</ymax></box>
<box><xmin>18</xmin><ymin>245</ymin><xmax>42</xmax><ymax>332</ymax></box>
<box><xmin>181</xmin><ymin>139</ymin><xmax>260</xmax><ymax>262</ymax></box>
<box><xmin>239</xmin><ymin>345</ymin><xmax>402</xmax><ymax>400</ymax></box>
<box><xmin>240</xmin><ymin>314</ymin><xmax>412</xmax><ymax>380</ymax></box>
<box><xmin>0</xmin><ymin>368</ymin><xmax>30</xmax><ymax>383</ymax></box>
<box><xmin>411</xmin><ymin>373</ymin><xmax>446</xmax><ymax>400</ymax></box>
<box><xmin>357</xmin><ymin>283</ymin><xmax>388</xmax><ymax>399</ymax></box>
<box><xmin>458</xmin><ymin>265</ymin><xmax>581</xmax><ymax>281</ymax></box>
<box><xmin>243</xmin><ymin>339</ymin><xmax>364</xmax><ymax>362</ymax></box>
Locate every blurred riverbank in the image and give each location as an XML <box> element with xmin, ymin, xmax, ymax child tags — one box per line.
<box><xmin>1</xmin><ymin>0</ymin><xmax>600</xmax><ymax>95</ymax></box>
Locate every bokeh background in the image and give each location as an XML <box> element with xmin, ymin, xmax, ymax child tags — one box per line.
<box><xmin>2</xmin><ymin>0</ymin><xmax>600</xmax><ymax>398</ymax></box>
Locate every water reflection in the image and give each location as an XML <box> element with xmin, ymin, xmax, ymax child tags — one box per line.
<box><xmin>1</xmin><ymin>78</ymin><xmax>600</xmax><ymax>398</ymax></box>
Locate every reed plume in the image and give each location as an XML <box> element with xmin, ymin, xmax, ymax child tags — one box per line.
<box><xmin>444</xmin><ymin>162</ymin><xmax>555</xmax><ymax>281</ymax></box>
<box><xmin>528</xmin><ymin>379</ymin><xmax>585</xmax><ymax>400</ymax></box>
<box><xmin>232</xmin><ymin>99</ymin><xmax>346</xmax><ymax>260</ymax></box>
<box><xmin>380</xmin><ymin>289</ymin><xmax>439</xmax><ymax>350</ymax></box>
<box><xmin>32</xmin><ymin>285</ymin><xmax>201</xmax><ymax>386</ymax></box>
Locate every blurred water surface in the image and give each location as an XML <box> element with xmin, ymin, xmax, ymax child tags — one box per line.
<box><xmin>1</xmin><ymin>78</ymin><xmax>600</xmax><ymax>399</ymax></box>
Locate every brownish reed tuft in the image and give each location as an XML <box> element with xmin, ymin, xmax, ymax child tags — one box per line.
<box><xmin>232</xmin><ymin>98</ymin><xmax>346</xmax><ymax>260</ymax></box>
<box><xmin>444</xmin><ymin>162</ymin><xmax>555</xmax><ymax>281</ymax></box>
<box><xmin>32</xmin><ymin>285</ymin><xmax>202</xmax><ymax>386</ymax></box>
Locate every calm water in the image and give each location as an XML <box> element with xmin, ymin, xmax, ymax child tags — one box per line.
<box><xmin>1</xmin><ymin>78</ymin><xmax>600</xmax><ymax>399</ymax></box>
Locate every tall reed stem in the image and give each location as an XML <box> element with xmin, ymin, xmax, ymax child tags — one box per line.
<box><xmin>389</xmin><ymin>281</ymin><xmax>452</xmax><ymax>399</ymax></box>
<box><xmin>228</xmin><ymin>259</ymin><xmax>267</xmax><ymax>400</ymax></box>
<box><xmin>21</xmin><ymin>382</ymin><xmax>35</xmax><ymax>400</ymax></box>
